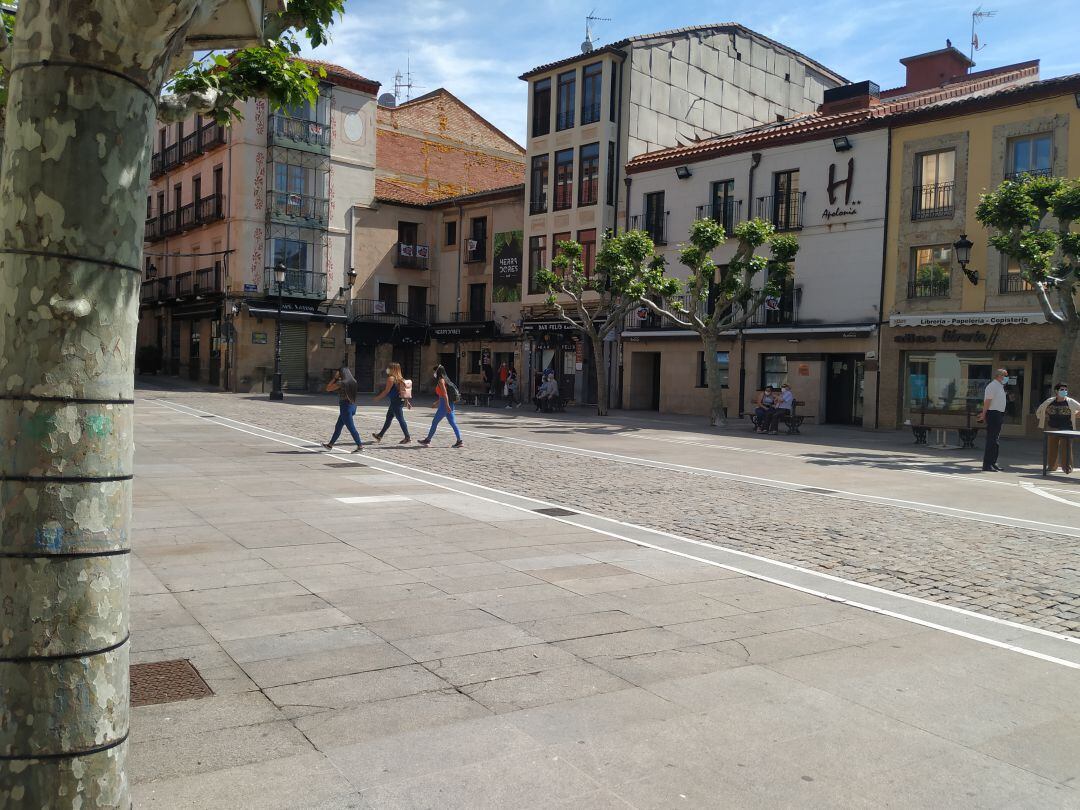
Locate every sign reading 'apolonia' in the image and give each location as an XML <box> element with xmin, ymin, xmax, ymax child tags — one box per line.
<box><xmin>889</xmin><ymin>312</ymin><xmax>1048</xmax><ymax>328</ymax></box>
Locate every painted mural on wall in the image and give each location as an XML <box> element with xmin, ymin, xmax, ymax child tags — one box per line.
<box><xmin>493</xmin><ymin>230</ymin><xmax>523</xmax><ymax>303</ymax></box>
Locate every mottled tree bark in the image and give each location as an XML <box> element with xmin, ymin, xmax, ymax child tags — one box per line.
<box><xmin>0</xmin><ymin>2</ymin><xmax>213</xmax><ymax>806</ymax></box>
<box><xmin>702</xmin><ymin>332</ymin><xmax>727</xmax><ymax>427</ymax></box>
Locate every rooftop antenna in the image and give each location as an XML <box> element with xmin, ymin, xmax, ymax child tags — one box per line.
<box><xmin>393</xmin><ymin>54</ymin><xmax>424</xmax><ymax>103</ymax></box>
<box><xmin>969</xmin><ymin>6</ymin><xmax>996</xmax><ymax>63</ymax></box>
<box><xmin>582</xmin><ymin>10</ymin><xmax>611</xmax><ymax>53</ymax></box>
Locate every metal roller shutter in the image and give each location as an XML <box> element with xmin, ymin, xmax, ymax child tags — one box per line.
<box><xmin>280</xmin><ymin>321</ymin><xmax>308</xmax><ymax>391</ymax></box>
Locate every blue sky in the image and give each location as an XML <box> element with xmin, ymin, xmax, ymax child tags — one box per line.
<box><xmin>304</xmin><ymin>0</ymin><xmax>1080</xmax><ymax>145</ymax></box>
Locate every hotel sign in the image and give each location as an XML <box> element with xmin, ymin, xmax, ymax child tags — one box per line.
<box><xmin>889</xmin><ymin>312</ymin><xmax>1047</xmax><ymax>328</ymax></box>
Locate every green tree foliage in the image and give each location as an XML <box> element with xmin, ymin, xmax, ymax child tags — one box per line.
<box><xmin>976</xmin><ymin>175</ymin><xmax>1080</xmax><ymax>381</ymax></box>
<box><xmin>638</xmin><ymin>217</ymin><xmax>799</xmax><ymax>426</ymax></box>
<box><xmin>535</xmin><ymin>231</ymin><xmax>664</xmax><ymax>415</ymax></box>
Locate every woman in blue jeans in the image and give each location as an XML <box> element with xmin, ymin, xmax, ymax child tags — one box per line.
<box><xmin>371</xmin><ymin>362</ymin><xmax>411</xmax><ymax>444</ymax></box>
<box><xmin>322</xmin><ymin>366</ymin><xmax>363</xmax><ymax>453</ymax></box>
<box><xmin>418</xmin><ymin>365</ymin><xmax>463</xmax><ymax>448</ymax></box>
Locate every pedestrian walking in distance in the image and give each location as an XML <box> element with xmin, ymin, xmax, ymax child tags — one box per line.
<box><xmin>323</xmin><ymin>366</ymin><xmax>363</xmax><ymax>453</ymax></box>
<box><xmin>418</xmin><ymin>364</ymin><xmax>463</xmax><ymax>448</ymax></box>
<box><xmin>1036</xmin><ymin>383</ymin><xmax>1080</xmax><ymax>474</ymax></box>
<box><xmin>371</xmin><ymin>362</ymin><xmax>412</xmax><ymax>444</ymax></box>
<box><xmin>978</xmin><ymin>368</ymin><xmax>1010</xmax><ymax>471</ymax></box>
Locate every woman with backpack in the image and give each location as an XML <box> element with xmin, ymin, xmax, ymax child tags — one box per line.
<box><xmin>322</xmin><ymin>366</ymin><xmax>363</xmax><ymax>453</ymax></box>
<box><xmin>418</xmin><ymin>364</ymin><xmax>463</xmax><ymax>448</ymax></box>
<box><xmin>371</xmin><ymin>362</ymin><xmax>412</xmax><ymax>444</ymax></box>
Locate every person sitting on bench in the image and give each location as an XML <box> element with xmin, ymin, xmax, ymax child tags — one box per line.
<box><xmin>768</xmin><ymin>383</ymin><xmax>795</xmax><ymax>434</ymax></box>
<box><xmin>754</xmin><ymin>386</ymin><xmax>777</xmax><ymax>433</ymax></box>
<box><xmin>534</xmin><ymin>373</ymin><xmax>560</xmax><ymax>411</ymax></box>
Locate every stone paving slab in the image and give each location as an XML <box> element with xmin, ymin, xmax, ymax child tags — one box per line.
<box><xmin>128</xmin><ymin>399</ymin><xmax>1080</xmax><ymax>808</ymax></box>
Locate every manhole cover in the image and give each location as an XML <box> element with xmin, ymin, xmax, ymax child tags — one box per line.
<box><xmin>326</xmin><ymin>462</ymin><xmax>365</xmax><ymax>468</ymax></box>
<box><xmin>130</xmin><ymin>659</ymin><xmax>213</xmax><ymax>707</ymax></box>
<box><xmin>799</xmin><ymin>487</ymin><xmax>837</xmax><ymax>495</ymax></box>
<box><xmin>534</xmin><ymin>507</ymin><xmax>578</xmax><ymax>517</ymax></box>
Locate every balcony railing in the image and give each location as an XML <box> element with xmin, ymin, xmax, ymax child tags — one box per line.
<box><xmin>268</xmin><ymin>114</ymin><xmax>330</xmax><ymax>150</ymax></box>
<box><xmin>1004</xmin><ymin>167</ymin><xmax>1052</xmax><ymax>182</ymax></box>
<box><xmin>757</xmin><ymin>192</ymin><xmax>805</xmax><ymax>231</ymax></box>
<box><xmin>197</xmin><ymin>193</ymin><xmax>225</xmax><ymax>223</ymax></box>
<box><xmin>623</xmin><ymin>294</ymin><xmax>693</xmax><ymax>330</ymax></box>
<box><xmin>145</xmin><ymin>217</ymin><xmax>161</xmax><ymax>242</ymax></box>
<box><xmin>263</xmin><ymin>267</ymin><xmax>327</xmax><ymax>298</ymax></box>
<box><xmin>140</xmin><ymin>276</ymin><xmax>158</xmax><ymax>303</ymax></box>
<box><xmin>198</xmin><ymin>122</ymin><xmax>227</xmax><ymax>151</ymax></box>
<box><xmin>177</xmin><ymin>202</ymin><xmax>196</xmax><ymax>230</ymax></box>
<box><xmin>162</xmin><ymin>142</ymin><xmax>180</xmax><ymax>172</ymax></box>
<box><xmin>266</xmin><ymin>190</ymin><xmax>329</xmax><ymax>226</ymax></box>
<box><xmin>999</xmin><ymin>273</ymin><xmax>1034</xmax><ymax>293</ymax></box>
<box><xmin>159</xmin><ymin>210</ymin><xmax>179</xmax><ymax>237</ymax></box>
<box><xmin>150</xmin><ymin>152</ymin><xmax>164</xmax><ymax>178</ymax></box>
<box><xmin>912</xmin><ymin>182</ymin><xmax>955</xmax><ymax>220</ymax></box>
<box><xmin>908</xmin><ymin>280</ymin><xmax>951</xmax><ymax>299</ymax></box>
<box><xmin>630</xmin><ymin>212</ymin><xmax>669</xmax><ymax>245</ymax></box>
<box><xmin>180</xmin><ymin>131</ymin><xmax>201</xmax><ymax>162</ymax></box>
<box><xmin>750</xmin><ymin>287</ymin><xmax>801</xmax><ymax>326</ymax></box>
<box><xmin>195</xmin><ymin>266</ymin><xmax>222</xmax><ymax>295</ymax></box>
<box><xmin>555</xmin><ymin>110</ymin><xmax>575</xmax><ymax>130</ymax></box>
<box><xmin>152</xmin><ymin>277</ymin><xmax>172</xmax><ymax>300</ymax></box>
<box><xmin>349</xmin><ymin>298</ymin><xmax>435</xmax><ymax>324</ymax></box>
<box><xmin>695</xmin><ymin>200</ymin><xmax>742</xmax><ymax>235</ymax></box>
<box><xmin>394</xmin><ymin>242</ymin><xmax>429</xmax><ymax>270</ymax></box>
<box><xmin>530</xmin><ymin>195</ymin><xmax>547</xmax><ymax>216</ymax></box>
<box><xmin>150</xmin><ymin>123</ymin><xmax>226</xmax><ymax>179</ymax></box>
<box><xmin>581</xmin><ymin>102</ymin><xmax>601</xmax><ymax>125</ymax></box>
<box><xmin>465</xmin><ymin>240</ymin><xmax>487</xmax><ymax>263</ymax></box>
<box><xmin>447</xmin><ymin>310</ymin><xmax>494</xmax><ymax>323</ymax></box>
<box><xmin>174</xmin><ymin>271</ymin><xmax>194</xmax><ymax>298</ymax></box>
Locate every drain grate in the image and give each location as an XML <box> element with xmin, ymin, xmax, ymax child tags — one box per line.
<box><xmin>326</xmin><ymin>461</ymin><xmax>365</xmax><ymax>468</ymax></box>
<box><xmin>130</xmin><ymin>659</ymin><xmax>213</xmax><ymax>707</ymax></box>
<box><xmin>799</xmin><ymin>487</ymin><xmax>837</xmax><ymax>495</ymax></box>
<box><xmin>534</xmin><ymin>507</ymin><xmax>578</xmax><ymax>517</ymax></box>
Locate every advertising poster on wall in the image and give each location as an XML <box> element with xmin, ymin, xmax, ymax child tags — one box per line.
<box><xmin>493</xmin><ymin>230</ymin><xmax>524</xmax><ymax>303</ymax></box>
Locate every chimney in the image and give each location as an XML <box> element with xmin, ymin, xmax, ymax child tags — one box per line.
<box><xmin>899</xmin><ymin>45</ymin><xmax>974</xmax><ymax>92</ymax></box>
<box><xmin>819</xmin><ymin>80</ymin><xmax>881</xmax><ymax>115</ymax></box>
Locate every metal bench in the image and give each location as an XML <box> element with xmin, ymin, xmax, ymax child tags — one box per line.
<box><xmin>750</xmin><ymin>401</ymin><xmax>805</xmax><ymax>435</ymax></box>
<box><xmin>910</xmin><ymin>405</ymin><xmax>980</xmax><ymax>449</ymax></box>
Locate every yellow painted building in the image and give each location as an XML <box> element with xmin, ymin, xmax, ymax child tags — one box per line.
<box><xmin>879</xmin><ymin>68</ymin><xmax>1080</xmax><ymax>436</ymax></box>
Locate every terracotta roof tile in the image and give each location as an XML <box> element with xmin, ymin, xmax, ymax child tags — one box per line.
<box><xmin>626</xmin><ymin>62</ymin><xmax>1041</xmax><ymax>172</ymax></box>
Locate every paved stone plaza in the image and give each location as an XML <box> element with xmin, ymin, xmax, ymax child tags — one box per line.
<box><xmin>128</xmin><ymin>387</ymin><xmax>1080</xmax><ymax>808</ymax></box>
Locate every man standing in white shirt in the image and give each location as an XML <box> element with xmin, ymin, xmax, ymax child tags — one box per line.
<box><xmin>978</xmin><ymin>368</ymin><xmax>1009</xmax><ymax>471</ymax></box>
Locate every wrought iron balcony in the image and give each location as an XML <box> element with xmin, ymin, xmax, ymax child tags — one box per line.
<box><xmin>911</xmin><ymin>182</ymin><xmax>955</xmax><ymax>221</ymax></box>
<box><xmin>268</xmin><ymin>114</ymin><xmax>330</xmax><ymax>151</ymax></box>
<box><xmin>757</xmin><ymin>192</ymin><xmax>805</xmax><ymax>231</ymax></box>
<box><xmin>159</xmin><ymin>210</ymin><xmax>179</xmax><ymax>237</ymax></box>
<box><xmin>464</xmin><ymin>240</ymin><xmax>487</xmax><ymax>263</ymax></box>
<box><xmin>999</xmin><ymin>273</ymin><xmax>1034</xmax><ymax>293</ymax></box>
<box><xmin>197</xmin><ymin>193</ymin><xmax>225</xmax><ymax>224</ymax></box>
<box><xmin>695</xmin><ymin>199</ymin><xmax>742</xmax><ymax>235</ymax></box>
<box><xmin>907</xmin><ymin>280</ymin><xmax>951</xmax><ymax>299</ymax></box>
<box><xmin>447</xmin><ymin>310</ymin><xmax>494</xmax><ymax>323</ymax></box>
<box><xmin>349</xmin><ymin>298</ymin><xmax>435</xmax><ymax>324</ymax></box>
<box><xmin>178</xmin><ymin>202</ymin><xmax>197</xmax><ymax>230</ymax></box>
<box><xmin>750</xmin><ymin>287</ymin><xmax>801</xmax><ymax>327</ymax></box>
<box><xmin>180</xmin><ymin>131</ymin><xmax>201</xmax><ymax>163</ymax></box>
<box><xmin>630</xmin><ymin>212</ymin><xmax>669</xmax><ymax>245</ymax></box>
<box><xmin>1004</xmin><ymin>167</ymin><xmax>1052</xmax><ymax>182</ymax></box>
<box><xmin>145</xmin><ymin>216</ymin><xmax>161</xmax><ymax>242</ymax></box>
<box><xmin>198</xmin><ymin>121</ymin><xmax>227</xmax><ymax>151</ymax></box>
<box><xmin>150</xmin><ymin>152</ymin><xmax>164</xmax><ymax>178</ymax></box>
<box><xmin>262</xmin><ymin>267</ymin><xmax>327</xmax><ymax>299</ymax></box>
<box><xmin>623</xmin><ymin>294</ymin><xmax>693</xmax><ymax>330</ymax></box>
<box><xmin>394</xmin><ymin>242</ymin><xmax>430</xmax><ymax>270</ymax></box>
<box><xmin>266</xmin><ymin>190</ymin><xmax>329</xmax><ymax>226</ymax></box>
<box><xmin>174</xmin><ymin>271</ymin><xmax>194</xmax><ymax>298</ymax></box>
<box><xmin>195</xmin><ymin>265</ymin><xmax>222</xmax><ymax>295</ymax></box>
<box><xmin>162</xmin><ymin>142</ymin><xmax>180</xmax><ymax>172</ymax></box>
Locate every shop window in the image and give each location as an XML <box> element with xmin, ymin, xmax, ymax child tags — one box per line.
<box><xmin>906</xmin><ymin>352</ymin><xmax>995</xmax><ymax>416</ymax></box>
<box><xmin>760</xmin><ymin>354</ymin><xmax>788</xmax><ymax>389</ymax></box>
<box><xmin>468</xmin><ymin>351</ymin><xmax>482</xmax><ymax>374</ymax></box>
<box><xmin>697</xmin><ymin>351</ymin><xmax>730</xmax><ymax>388</ymax></box>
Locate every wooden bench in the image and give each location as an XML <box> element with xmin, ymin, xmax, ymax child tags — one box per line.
<box><xmin>460</xmin><ymin>385</ymin><xmax>494</xmax><ymax>407</ymax></box>
<box><xmin>750</xmin><ymin>400</ymin><xmax>806</xmax><ymax>435</ymax></box>
<box><xmin>910</xmin><ymin>406</ymin><xmax>981</xmax><ymax>449</ymax></box>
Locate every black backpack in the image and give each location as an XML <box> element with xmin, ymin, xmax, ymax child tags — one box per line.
<box><xmin>445</xmin><ymin>378</ymin><xmax>461</xmax><ymax>404</ymax></box>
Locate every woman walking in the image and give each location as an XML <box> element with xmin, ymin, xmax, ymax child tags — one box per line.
<box><xmin>371</xmin><ymin>362</ymin><xmax>412</xmax><ymax>444</ymax></box>
<box><xmin>1036</xmin><ymin>382</ymin><xmax>1080</xmax><ymax>473</ymax></box>
<box><xmin>322</xmin><ymin>366</ymin><xmax>363</xmax><ymax>453</ymax></box>
<box><xmin>418</xmin><ymin>365</ymin><xmax>463</xmax><ymax>448</ymax></box>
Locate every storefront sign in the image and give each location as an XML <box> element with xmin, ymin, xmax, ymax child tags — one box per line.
<box><xmin>798</xmin><ymin>363</ymin><xmax>810</xmax><ymax>376</ymax></box>
<box><xmin>894</xmin><ymin>329</ymin><xmax>994</xmax><ymax>346</ymax></box>
<box><xmin>493</xmin><ymin>230</ymin><xmax>524</xmax><ymax>303</ymax></box>
<box><xmin>320</xmin><ymin>336</ymin><xmax>336</xmax><ymax>348</ymax></box>
<box><xmin>252</xmin><ymin>332</ymin><xmax>267</xmax><ymax>344</ymax></box>
<box><xmin>431</xmin><ymin>323</ymin><xmax>493</xmax><ymax>339</ymax></box>
<box><xmin>821</xmin><ymin>157</ymin><xmax>861</xmax><ymax>220</ymax></box>
<box><xmin>522</xmin><ymin>320</ymin><xmax>580</xmax><ymax>333</ymax></box>
<box><xmin>889</xmin><ymin>311</ymin><xmax>1047</xmax><ymax>327</ymax></box>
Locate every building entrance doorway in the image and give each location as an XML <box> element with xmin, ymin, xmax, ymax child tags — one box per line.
<box><xmin>825</xmin><ymin>354</ymin><xmax>864</xmax><ymax>425</ymax></box>
<box><xmin>629</xmin><ymin>352</ymin><xmax>661</xmax><ymax>410</ymax></box>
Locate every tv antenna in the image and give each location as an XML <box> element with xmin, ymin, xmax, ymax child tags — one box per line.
<box><xmin>582</xmin><ymin>10</ymin><xmax>611</xmax><ymax>53</ymax></box>
<box><xmin>393</xmin><ymin>55</ymin><xmax>424</xmax><ymax>103</ymax></box>
<box><xmin>969</xmin><ymin>6</ymin><xmax>996</xmax><ymax>62</ymax></box>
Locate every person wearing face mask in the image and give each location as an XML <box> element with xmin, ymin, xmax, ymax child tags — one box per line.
<box><xmin>1036</xmin><ymin>383</ymin><xmax>1080</xmax><ymax>474</ymax></box>
<box><xmin>977</xmin><ymin>368</ymin><xmax>1010</xmax><ymax>471</ymax></box>
<box><xmin>418</xmin><ymin>364</ymin><xmax>463</xmax><ymax>448</ymax></box>
<box><xmin>322</xmin><ymin>366</ymin><xmax>363</xmax><ymax>453</ymax></box>
<box><xmin>371</xmin><ymin>362</ymin><xmax>412</xmax><ymax>444</ymax></box>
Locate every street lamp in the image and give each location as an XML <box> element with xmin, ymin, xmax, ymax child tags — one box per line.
<box><xmin>269</xmin><ymin>262</ymin><xmax>286</xmax><ymax>400</ymax></box>
<box><xmin>954</xmin><ymin>233</ymin><xmax>977</xmax><ymax>285</ymax></box>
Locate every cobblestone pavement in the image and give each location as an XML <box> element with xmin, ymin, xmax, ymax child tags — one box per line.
<box><xmin>141</xmin><ymin>389</ymin><xmax>1080</xmax><ymax>636</ymax></box>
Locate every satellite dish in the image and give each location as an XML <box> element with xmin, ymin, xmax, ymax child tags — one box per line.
<box><xmin>378</xmin><ymin>92</ymin><xmax>397</xmax><ymax>108</ymax></box>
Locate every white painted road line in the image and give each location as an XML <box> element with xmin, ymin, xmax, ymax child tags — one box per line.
<box><xmin>146</xmin><ymin>396</ymin><xmax>1080</xmax><ymax>671</ymax></box>
<box><xmin>336</xmin><ymin>495</ymin><xmax>412</xmax><ymax>504</ymax></box>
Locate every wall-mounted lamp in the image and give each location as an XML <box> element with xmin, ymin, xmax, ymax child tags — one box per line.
<box><xmin>832</xmin><ymin>136</ymin><xmax>853</xmax><ymax>152</ymax></box>
<box><xmin>346</xmin><ymin>268</ymin><xmax>357</xmax><ymax>287</ymax></box>
<box><xmin>675</xmin><ymin>165</ymin><xmax>693</xmax><ymax>180</ymax></box>
<box><xmin>954</xmin><ymin>233</ymin><xmax>977</xmax><ymax>285</ymax></box>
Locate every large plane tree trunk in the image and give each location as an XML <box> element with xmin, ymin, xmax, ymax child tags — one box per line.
<box><xmin>0</xmin><ymin>2</ymin><xmax>202</xmax><ymax>806</ymax></box>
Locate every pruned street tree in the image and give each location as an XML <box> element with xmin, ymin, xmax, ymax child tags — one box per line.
<box><xmin>536</xmin><ymin>231</ymin><xmax>663</xmax><ymax>416</ymax></box>
<box><xmin>0</xmin><ymin>1</ymin><xmax>345</xmax><ymax>806</ymax></box>
<box><xmin>638</xmin><ymin>217</ymin><xmax>798</xmax><ymax>427</ymax></box>
<box><xmin>976</xmin><ymin>174</ymin><xmax>1080</xmax><ymax>383</ymax></box>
